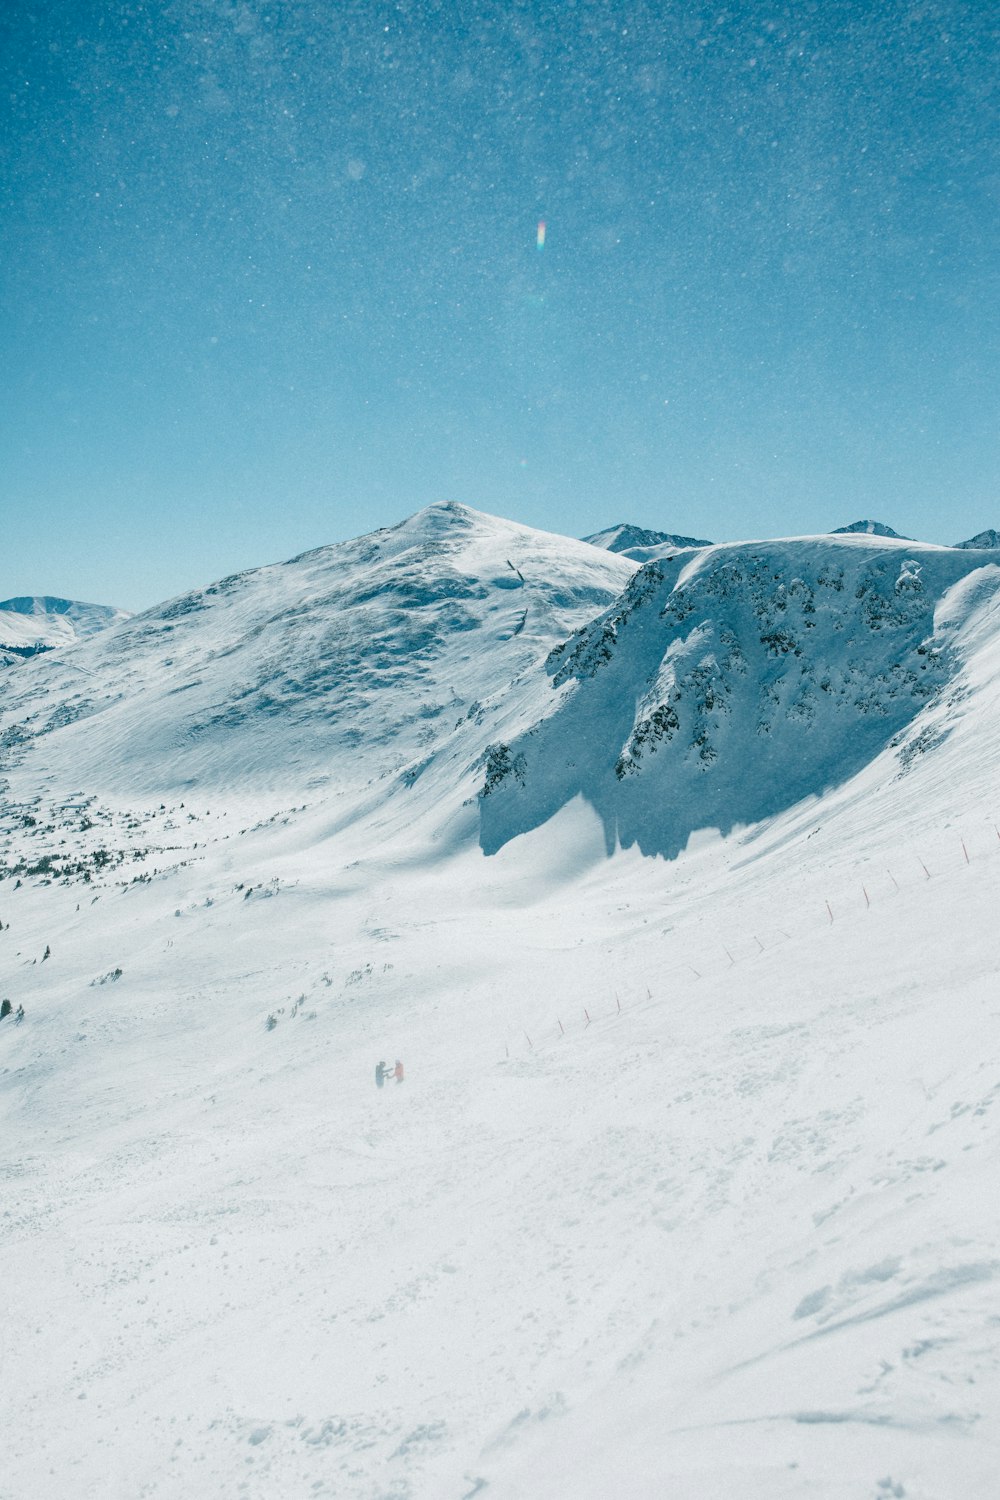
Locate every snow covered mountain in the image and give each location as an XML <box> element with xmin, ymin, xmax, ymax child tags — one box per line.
<box><xmin>955</xmin><ymin>528</ymin><xmax>1000</xmax><ymax>549</ymax></box>
<box><xmin>3</xmin><ymin>505</ymin><xmax>1000</xmax><ymax>1499</ymax></box>
<box><xmin>479</xmin><ymin>532</ymin><xmax>995</xmax><ymax>860</ymax></box>
<box><xmin>831</xmin><ymin>519</ymin><xmax>909</xmax><ymax>538</ymax></box>
<box><xmin>0</xmin><ymin>594</ymin><xmax>130</xmax><ymax>656</ymax></box>
<box><xmin>584</xmin><ymin>521</ymin><xmax>712</xmax><ymax>554</ymax></box>
<box><xmin>0</xmin><ymin>503</ymin><xmax>635</xmax><ymax>809</ymax></box>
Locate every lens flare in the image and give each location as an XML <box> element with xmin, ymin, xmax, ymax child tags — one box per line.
<box><xmin>536</xmin><ymin>219</ymin><xmax>546</xmax><ymax>251</ymax></box>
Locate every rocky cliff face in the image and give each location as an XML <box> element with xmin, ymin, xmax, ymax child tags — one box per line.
<box><xmin>955</xmin><ymin>529</ymin><xmax>1000</xmax><ymax>550</ymax></box>
<box><xmin>479</xmin><ymin>535</ymin><xmax>1000</xmax><ymax>859</ymax></box>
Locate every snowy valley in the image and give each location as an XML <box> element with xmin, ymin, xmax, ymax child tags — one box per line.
<box><xmin>2</xmin><ymin>505</ymin><xmax>1000</xmax><ymax>1499</ymax></box>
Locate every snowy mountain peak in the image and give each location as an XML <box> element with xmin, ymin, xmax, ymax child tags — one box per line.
<box><xmin>0</xmin><ymin>507</ymin><xmax>635</xmax><ymax>804</ymax></box>
<box><xmin>386</xmin><ymin>498</ymin><xmax>479</xmax><ymax>539</ymax></box>
<box><xmin>831</xmin><ymin>518</ymin><xmax>908</xmax><ymax>538</ymax></box>
<box><xmin>584</xmin><ymin>521</ymin><xmax>712</xmax><ymax>554</ymax></box>
<box><xmin>955</xmin><ymin>528</ymin><xmax>1000</xmax><ymax>549</ymax></box>
<box><xmin>0</xmin><ymin>594</ymin><xmax>130</xmax><ymax>656</ymax></box>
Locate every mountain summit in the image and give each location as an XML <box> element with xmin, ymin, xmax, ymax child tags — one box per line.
<box><xmin>0</xmin><ymin>595</ymin><xmax>130</xmax><ymax>656</ymax></box>
<box><xmin>955</xmin><ymin>528</ymin><xmax>1000</xmax><ymax>549</ymax></box>
<box><xmin>584</xmin><ymin>521</ymin><xmax>712</xmax><ymax>554</ymax></box>
<box><xmin>0</xmin><ymin>503</ymin><xmax>634</xmax><ymax>804</ymax></box>
<box><xmin>830</xmin><ymin>518</ymin><xmax>908</xmax><ymax>538</ymax></box>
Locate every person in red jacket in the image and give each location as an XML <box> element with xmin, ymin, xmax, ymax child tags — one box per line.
<box><xmin>393</xmin><ymin>1059</ymin><xmax>404</xmax><ymax>1084</ymax></box>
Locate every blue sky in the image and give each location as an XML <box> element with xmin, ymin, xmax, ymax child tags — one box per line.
<box><xmin>2</xmin><ymin>0</ymin><xmax>997</xmax><ymax>608</ymax></box>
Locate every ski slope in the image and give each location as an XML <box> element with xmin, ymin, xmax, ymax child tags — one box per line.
<box><xmin>2</xmin><ymin>507</ymin><xmax>1000</xmax><ymax>1499</ymax></box>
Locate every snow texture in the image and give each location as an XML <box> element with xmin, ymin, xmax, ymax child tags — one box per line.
<box><xmin>3</xmin><ymin>505</ymin><xmax>1000</xmax><ymax>1500</ymax></box>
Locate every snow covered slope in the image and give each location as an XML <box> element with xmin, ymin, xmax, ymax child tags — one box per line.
<box><xmin>3</xmin><ymin>509</ymin><xmax>1000</xmax><ymax>1500</ymax></box>
<box><xmin>480</xmin><ymin>533</ymin><xmax>998</xmax><ymax>860</ymax></box>
<box><xmin>0</xmin><ymin>504</ymin><xmax>634</xmax><ymax>807</ymax></box>
<box><xmin>0</xmin><ymin>595</ymin><xmax>130</xmax><ymax>655</ymax></box>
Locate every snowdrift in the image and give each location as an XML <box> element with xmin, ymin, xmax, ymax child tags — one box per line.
<box><xmin>3</xmin><ymin>506</ymin><xmax>1000</xmax><ymax>1499</ymax></box>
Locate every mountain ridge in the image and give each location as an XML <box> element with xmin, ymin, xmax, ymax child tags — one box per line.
<box><xmin>6</xmin><ymin>508</ymin><xmax>999</xmax><ymax>858</ymax></box>
<box><xmin>0</xmin><ymin>504</ymin><xmax>635</xmax><ymax>806</ymax></box>
<box><xmin>830</xmin><ymin>518</ymin><xmax>908</xmax><ymax>538</ymax></box>
<box><xmin>480</xmin><ymin>532</ymin><xmax>1000</xmax><ymax>859</ymax></box>
<box><xmin>583</xmin><ymin>521</ymin><xmax>713</xmax><ymax>554</ymax></box>
<box><xmin>0</xmin><ymin>594</ymin><xmax>131</xmax><ymax>656</ymax></box>
<box><xmin>955</xmin><ymin>527</ymin><xmax>1000</xmax><ymax>549</ymax></box>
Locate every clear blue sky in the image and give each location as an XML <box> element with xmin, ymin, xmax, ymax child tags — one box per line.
<box><xmin>2</xmin><ymin>0</ymin><xmax>997</xmax><ymax>608</ymax></box>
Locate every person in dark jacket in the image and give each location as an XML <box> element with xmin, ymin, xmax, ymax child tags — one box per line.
<box><xmin>375</xmin><ymin>1060</ymin><xmax>389</xmax><ymax>1089</ymax></box>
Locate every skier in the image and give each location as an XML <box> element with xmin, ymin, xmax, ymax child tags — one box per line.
<box><xmin>393</xmin><ymin>1059</ymin><xmax>404</xmax><ymax>1084</ymax></box>
<box><xmin>375</xmin><ymin>1060</ymin><xmax>389</xmax><ymax>1089</ymax></box>
<box><xmin>14</xmin><ymin>1005</ymin><xmax>24</xmax><ymax>1025</ymax></box>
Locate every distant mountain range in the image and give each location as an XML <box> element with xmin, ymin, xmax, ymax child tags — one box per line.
<box><xmin>955</xmin><ymin>528</ymin><xmax>1000</xmax><ymax>549</ymax></box>
<box><xmin>830</xmin><ymin>519</ymin><xmax>909</xmax><ymax>538</ymax></box>
<box><xmin>1</xmin><ymin>503</ymin><xmax>998</xmax><ymax>842</ymax></box>
<box><xmin>0</xmin><ymin>595</ymin><xmax>130</xmax><ymax>658</ymax></box>
<box><xmin>586</xmin><ymin>518</ymin><xmax>1000</xmax><ymax>554</ymax></box>
<box><xmin>583</xmin><ymin>522</ymin><xmax>713</xmax><ymax>554</ymax></box>
<box><xmin>832</xmin><ymin>520</ymin><xmax>1000</xmax><ymax>548</ymax></box>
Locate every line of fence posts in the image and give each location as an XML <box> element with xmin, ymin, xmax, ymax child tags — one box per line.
<box><xmin>504</xmin><ymin>828</ymin><xmax>998</xmax><ymax>1059</ymax></box>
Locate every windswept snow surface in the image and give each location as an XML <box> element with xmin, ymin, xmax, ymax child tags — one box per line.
<box><xmin>3</xmin><ymin>509</ymin><xmax>1000</xmax><ymax>1499</ymax></box>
